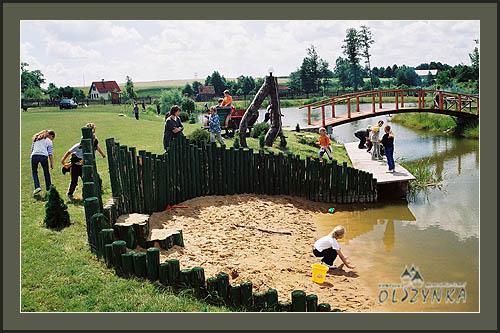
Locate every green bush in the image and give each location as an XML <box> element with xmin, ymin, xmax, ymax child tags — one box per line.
<box><xmin>44</xmin><ymin>185</ymin><xmax>71</xmax><ymax>230</ymax></box>
<box><xmin>179</xmin><ymin>112</ymin><xmax>189</xmax><ymax>122</ymax></box>
<box><xmin>252</xmin><ymin>122</ymin><xmax>270</xmax><ymax>138</ymax></box>
<box><xmin>188</xmin><ymin>113</ymin><xmax>197</xmax><ymax>124</ymax></box>
<box><xmin>160</xmin><ymin>89</ymin><xmax>184</xmax><ymax>114</ymax></box>
<box><xmin>233</xmin><ymin>132</ymin><xmax>240</xmax><ymax>149</ymax></box>
<box><xmin>181</xmin><ymin>98</ymin><xmax>196</xmax><ymax>114</ymax></box>
<box><xmin>297</xmin><ymin>134</ymin><xmax>318</xmax><ymax>147</ymax></box>
<box><xmin>188</xmin><ymin>128</ymin><xmax>210</xmax><ymax>145</ymax></box>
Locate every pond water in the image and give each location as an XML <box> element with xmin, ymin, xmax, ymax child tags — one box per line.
<box><xmin>307</xmin><ymin>105</ymin><xmax>479</xmax><ymax>312</ymax></box>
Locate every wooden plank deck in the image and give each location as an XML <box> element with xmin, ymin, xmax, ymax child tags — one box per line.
<box><xmin>344</xmin><ymin>142</ymin><xmax>415</xmax><ymax>184</ymax></box>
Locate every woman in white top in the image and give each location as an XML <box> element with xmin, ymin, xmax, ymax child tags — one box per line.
<box><xmin>312</xmin><ymin>225</ymin><xmax>355</xmax><ymax>270</ymax></box>
<box><xmin>30</xmin><ymin>129</ymin><xmax>56</xmax><ymax>195</ymax></box>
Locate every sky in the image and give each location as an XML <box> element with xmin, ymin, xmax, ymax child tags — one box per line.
<box><xmin>20</xmin><ymin>20</ymin><xmax>479</xmax><ymax>88</ymax></box>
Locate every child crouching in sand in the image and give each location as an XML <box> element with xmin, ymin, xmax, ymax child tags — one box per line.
<box><xmin>313</xmin><ymin>225</ymin><xmax>355</xmax><ymax>270</ymax></box>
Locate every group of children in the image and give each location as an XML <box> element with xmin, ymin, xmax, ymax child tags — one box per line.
<box><xmin>30</xmin><ymin>123</ymin><xmax>106</xmax><ymax>200</ymax></box>
<box><xmin>354</xmin><ymin>120</ymin><xmax>396</xmax><ymax>172</ymax></box>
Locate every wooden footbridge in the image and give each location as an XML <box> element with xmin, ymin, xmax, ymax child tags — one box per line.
<box><xmin>299</xmin><ymin>89</ymin><xmax>479</xmax><ymax>129</ymax></box>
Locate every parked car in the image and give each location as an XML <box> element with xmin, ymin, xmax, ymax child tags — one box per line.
<box><xmin>59</xmin><ymin>98</ymin><xmax>78</xmax><ymax>109</ymax></box>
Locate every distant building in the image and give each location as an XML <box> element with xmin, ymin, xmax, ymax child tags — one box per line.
<box><xmin>414</xmin><ymin>69</ymin><xmax>438</xmax><ymax>78</ymax></box>
<box><xmin>88</xmin><ymin>79</ymin><xmax>121</xmax><ymax>103</ymax></box>
<box><xmin>196</xmin><ymin>85</ymin><xmax>216</xmax><ymax>101</ymax></box>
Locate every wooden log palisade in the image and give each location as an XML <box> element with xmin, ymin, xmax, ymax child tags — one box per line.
<box><xmin>81</xmin><ymin>127</ymin><xmax>365</xmax><ymax>312</ymax></box>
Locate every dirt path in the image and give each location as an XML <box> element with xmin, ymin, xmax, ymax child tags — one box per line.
<box><xmin>148</xmin><ymin>194</ymin><xmax>375</xmax><ymax>311</ymax></box>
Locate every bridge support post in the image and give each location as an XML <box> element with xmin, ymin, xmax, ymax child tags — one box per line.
<box><xmin>321</xmin><ymin>105</ymin><xmax>326</xmax><ymax>128</ymax></box>
<box><xmin>307</xmin><ymin>105</ymin><xmax>312</xmax><ymax>125</ymax></box>
<box><xmin>356</xmin><ymin>96</ymin><xmax>360</xmax><ymax>112</ymax></box>
<box><xmin>458</xmin><ymin>95</ymin><xmax>462</xmax><ymax>112</ymax></box>
<box><xmin>331</xmin><ymin>100</ymin><xmax>335</xmax><ymax>118</ymax></box>
<box><xmin>379</xmin><ymin>92</ymin><xmax>382</xmax><ymax>109</ymax></box>
<box><xmin>418</xmin><ymin>91</ymin><xmax>422</xmax><ymax>109</ymax></box>
<box><xmin>439</xmin><ymin>92</ymin><xmax>443</xmax><ymax>110</ymax></box>
<box><xmin>395</xmin><ymin>92</ymin><xmax>399</xmax><ymax>111</ymax></box>
<box><xmin>401</xmin><ymin>92</ymin><xmax>404</xmax><ymax>107</ymax></box>
<box><xmin>347</xmin><ymin>98</ymin><xmax>351</xmax><ymax>119</ymax></box>
<box><xmin>372</xmin><ymin>95</ymin><xmax>375</xmax><ymax>113</ymax></box>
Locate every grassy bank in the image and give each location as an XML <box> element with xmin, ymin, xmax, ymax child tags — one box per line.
<box><xmin>391</xmin><ymin>112</ymin><xmax>479</xmax><ymax>139</ymax></box>
<box><xmin>21</xmin><ymin>105</ymin><xmax>349</xmax><ymax>311</ymax></box>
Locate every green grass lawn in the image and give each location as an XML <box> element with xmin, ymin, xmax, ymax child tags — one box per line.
<box><xmin>21</xmin><ymin>105</ymin><xmax>349</xmax><ymax>311</ymax></box>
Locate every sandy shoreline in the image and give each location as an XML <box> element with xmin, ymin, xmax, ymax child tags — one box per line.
<box><xmin>146</xmin><ymin>194</ymin><xmax>375</xmax><ymax>311</ymax></box>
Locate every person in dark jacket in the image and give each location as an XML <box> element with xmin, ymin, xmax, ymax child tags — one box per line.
<box><xmin>133</xmin><ymin>103</ymin><xmax>139</xmax><ymax>120</ymax></box>
<box><xmin>163</xmin><ymin>105</ymin><xmax>184</xmax><ymax>151</ymax></box>
<box><xmin>156</xmin><ymin>101</ymin><xmax>161</xmax><ymax>115</ymax></box>
<box><xmin>381</xmin><ymin>125</ymin><xmax>395</xmax><ymax>173</ymax></box>
<box><xmin>354</xmin><ymin>127</ymin><xmax>371</xmax><ymax>149</ymax></box>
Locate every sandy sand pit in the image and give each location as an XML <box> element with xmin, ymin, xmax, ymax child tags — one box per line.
<box><xmin>148</xmin><ymin>194</ymin><xmax>375</xmax><ymax>311</ymax></box>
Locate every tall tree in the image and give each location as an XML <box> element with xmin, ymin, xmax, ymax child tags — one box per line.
<box><xmin>21</xmin><ymin>62</ymin><xmax>45</xmax><ymax>93</ymax></box>
<box><xmin>424</xmin><ymin>71</ymin><xmax>435</xmax><ymax>87</ymax></box>
<box><xmin>206</xmin><ymin>71</ymin><xmax>227</xmax><ymax>96</ymax></box>
<box><xmin>342</xmin><ymin>28</ymin><xmax>361</xmax><ymax>91</ymax></box>
<box><xmin>125</xmin><ymin>76</ymin><xmax>137</xmax><ymax>99</ymax></box>
<box><xmin>46</xmin><ymin>83</ymin><xmax>59</xmax><ymax>100</ymax></box>
<box><xmin>182</xmin><ymin>83</ymin><xmax>195</xmax><ymax>97</ymax></box>
<box><xmin>191</xmin><ymin>81</ymin><xmax>202</xmax><ymax>95</ymax></box>
<box><xmin>469</xmin><ymin>39</ymin><xmax>479</xmax><ymax>81</ymax></box>
<box><xmin>300</xmin><ymin>45</ymin><xmax>321</xmax><ymax>93</ymax></box>
<box><xmin>358</xmin><ymin>25</ymin><xmax>375</xmax><ymax>89</ymax></box>
<box><xmin>288</xmin><ymin>69</ymin><xmax>302</xmax><ymax>93</ymax></box>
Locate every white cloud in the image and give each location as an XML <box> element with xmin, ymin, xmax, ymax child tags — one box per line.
<box><xmin>44</xmin><ymin>37</ymin><xmax>101</xmax><ymax>60</ymax></box>
<box><xmin>20</xmin><ymin>20</ymin><xmax>480</xmax><ymax>87</ymax></box>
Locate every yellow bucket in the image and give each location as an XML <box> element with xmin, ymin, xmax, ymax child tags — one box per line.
<box><xmin>311</xmin><ymin>263</ymin><xmax>329</xmax><ymax>284</ymax></box>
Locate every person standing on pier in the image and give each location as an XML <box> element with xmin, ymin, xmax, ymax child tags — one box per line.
<box><xmin>381</xmin><ymin>125</ymin><xmax>395</xmax><ymax>173</ymax></box>
<box><xmin>370</xmin><ymin>120</ymin><xmax>384</xmax><ymax>160</ymax></box>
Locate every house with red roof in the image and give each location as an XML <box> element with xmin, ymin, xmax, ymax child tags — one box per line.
<box><xmin>88</xmin><ymin>79</ymin><xmax>122</xmax><ymax>102</ymax></box>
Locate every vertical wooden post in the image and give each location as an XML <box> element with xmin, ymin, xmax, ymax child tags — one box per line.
<box><xmin>439</xmin><ymin>91</ymin><xmax>443</xmax><ymax>110</ymax></box>
<box><xmin>401</xmin><ymin>91</ymin><xmax>404</xmax><ymax>107</ymax></box>
<box><xmin>321</xmin><ymin>105</ymin><xmax>326</xmax><ymax>127</ymax></box>
<box><xmin>379</xmin><ymin>91</ymin><xmax>382</xmax><ymax>109</ymax></box>
<box><xmin>347</xmin><ymin>98</ymin><xmax>351</xmax><ymax>118</ymax></box>
<box><xmin>307</xmin><ymin>105</ymin><xmax>312</xmax><ymax>125</ymax></box>
<box><xmin>356</xmin><ymin>95</ymin><xmax>360</xmax><ymax>112</ymax></box>
<box><xmin>418</xmin><ymin>91</ymin><xmax>421</xmax><ymax>109</ymax></box>
<box><xmin>372</xmin><ymin>94</ymin><xmax>375</xmax><ymax>113</ymax></box>
<box><xmin>458</xmin><ymin>95</ymin><xmax>462</xmax><ymax>112</ymax></box>
<box><xmin>331</xmin><ymin>99</ymin><xmax>335</xmax><ymax>118</ymax></box>
<box><xmin>395</xmin><ymin>92</ymin><xmax>399</xmax><ymax>110</ymax></box>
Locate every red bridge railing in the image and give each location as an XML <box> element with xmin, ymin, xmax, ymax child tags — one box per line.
<box><xmin>299</xmin><ymin>89</ymin><xmax>479</xmax><ymax>127</ymax></box>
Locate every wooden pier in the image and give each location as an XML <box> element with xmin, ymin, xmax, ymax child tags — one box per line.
<box><xmin>344</xmin><ymin>142</ymin><xmax>415</xmax><ymax>198</ymax></box>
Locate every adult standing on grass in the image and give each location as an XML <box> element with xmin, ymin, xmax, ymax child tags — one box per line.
<box><xmin>381</xmin><ymin>125</ymin><xmax>395</xmax><ymax>173</ymax></box>
<box><xmin>142</xmin><ymin>101</ymin><xmax>146</xmax><ymax>112</ymax></box>
<box><xmin>133</xmin><ymin>102</ymin><xmax>139</xmax><ymax>120</ymax></box>
<box><xmin>156</xmin><ymin>101</ymin><xmax>161</xmax><ymax>115</ymax></box>
<box><xmin>30</xmin><ymin>129</ymin><xmax>56</xmax><ymax>196</ymax></box>
<box><xmin>163</xmin><ymin>105</ymin><xmax>184</xmax><ymax>152</ymax></box>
